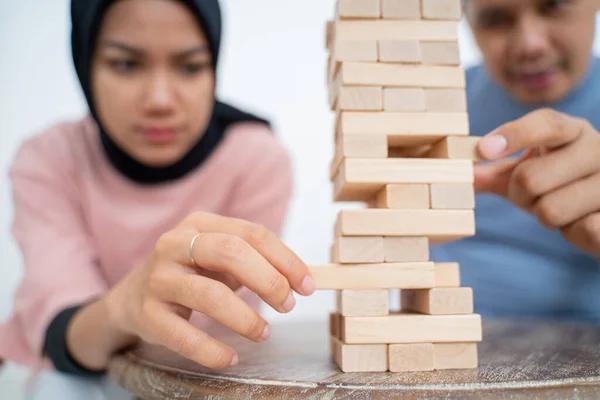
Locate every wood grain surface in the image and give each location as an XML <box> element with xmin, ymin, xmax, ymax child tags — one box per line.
<box><xmin>109</xmin><ymin>318</ymin><xmax>600</xmax><ymax>399</ymax></box>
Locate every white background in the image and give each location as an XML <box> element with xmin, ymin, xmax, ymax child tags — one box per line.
<box><xmin>0</xmin><ymin>1</ymin><xmax>599</xmax><ymax>396</ymax></box>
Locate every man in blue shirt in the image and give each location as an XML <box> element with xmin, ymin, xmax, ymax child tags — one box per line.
<box><xmin>431</xmin><ymin>0</ymin><xmax>600</xmax><ymax>322</ymax></box>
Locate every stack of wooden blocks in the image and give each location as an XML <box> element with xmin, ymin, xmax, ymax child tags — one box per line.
<box><xmin>310</xmin><ymin>0</ymin><xmax>484</xmax><ymax>373</ymax></box>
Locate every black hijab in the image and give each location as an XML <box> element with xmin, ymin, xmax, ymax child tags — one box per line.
<box><xmin>70</xmin><ymin>0</ymin><xmax>270</xmax><ymax>184</ymax></box>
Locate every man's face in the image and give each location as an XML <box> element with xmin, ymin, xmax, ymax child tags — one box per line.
<box><xmin>465</xmin><ymin>0</ymin><xmax>598</xmax><ymax>105</ymax></box>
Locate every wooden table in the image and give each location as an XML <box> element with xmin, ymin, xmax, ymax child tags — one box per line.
<box><xmin>109</xmin><ymin>318</ymin><xmax>600</xmax><ymax>399</ymax></box>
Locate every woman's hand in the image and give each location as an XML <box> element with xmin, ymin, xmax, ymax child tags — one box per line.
<box><xmin>103</xmin><ymin>211</ymin><xmax>315</xmax><ymax>369</ymax></box>
<box><xmin>474</xmin><ymin>108</ymin><xmax>600</xmax><ymax>260</ymax></box>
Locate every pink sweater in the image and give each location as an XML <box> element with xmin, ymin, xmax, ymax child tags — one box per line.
<box><xmin>0</xmin><ymin>116</ymin><xmax>293</xmax><ymax>370</ymax></box>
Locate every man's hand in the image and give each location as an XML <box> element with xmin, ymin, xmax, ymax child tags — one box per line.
<box><xmin>474</xmin><ymin>108</ymin><xmax>600</xmax><ymax>261</ymax></box>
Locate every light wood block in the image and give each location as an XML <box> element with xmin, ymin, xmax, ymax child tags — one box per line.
<box><xmin>381</xmin><ymin>0</ymin><xmax>421</xmax><ymax>19</ymax></box>
<box><xmin>383</xmin><ymin>88</ymin><xmax>425</xmax><ymax>111</ymax></box>
<box><xmin>430</xmin><ymin>183</ymin><xmax>475</xmax><ymax>209</ymax></box>
<box><xmin>388</xmin><ymin>343</ymin><xmax>434</xmax><ymax>372</ymax></box>
<box><xmin>421</xmin><ymin>42</ymin><xmax>461</xmax><ymax>65</ymax></box>
<box><xmin>330</xmin><ymin>312</ymin><xmax>341</xmax><ymax>338</ymax></box>
<box><xmin>337</xmin><ymin>290</ymin><xmax>389</xmax><ymax>317</ymax></box>
<box><xmin>434</xmin><ymin>343</ymin><xmax>478</xmax><ymax>369</ymax></box>
<box><xmin>332</xmin><ymin>40</ymin><xmax>379</xmax><ymax>62</ymax></box>
<box><xmin>336</xmin><ymin>62</ymin><xmax>465</xmax><ymax>88</ymax></box>
<box><xmin>338</xmin><ymin>111</ymin><xmax>469</xmax><ymax>138</ymax></box>
<box><xmin>426</xmin><ymin>136</ymin><xmax>483</xmax><ymax>161</ymax></box>
<box><xmin>331</xmin><ymin>236</ymin><xmax>385</xmax><ymax>263</ymax></box>
<box><xmin>341</xmin><ymin>313</ymin><xmax>482</xmax><ymax>344</ymax></box>
<box><xmin>333</xmin><ymin>158</ymin><xmax>473</xmax><ymax>202</ymax></box>
<box><xmin>337</xmin><ymin>134</ymin><xmax>389</xmax><ymax>158</ymax></box>
<box><xmin>309</xmin><ymin>262</ymin><xmax>435</xmax><ymax>290</ymax></box>
<box><xmin>337</xmin><ymin>0</ymin><xmax>381</xmax><ymax>18</ymax></box>
<box><xmin>337</xmin><ymin>86</ymin><xmax>383</xmax><ymax>111</ymax></box>
<box><xmin>388</xmin><ymin>342</ymin><xmax>478</xmax><ymax>371</ymax></box>
<box><xmin>422</xmin><ymin>0</ymin><xmax>462</xmax><ymax>20</ymax></box>
<box><xmin>434</xmin><ymin>262</ymin><xmax>460</xmax><ymax>287</ymax></box>
<box><xmin>334</xmin><ymin>20</ymin><xmax>458</xmax><ymax>42</ymax></box>
<box><xmin>330</xmin><ymin>134</ymin><xmax>387</xmax><ymax>179</ymax></box>
<box><xmin>425</xmin><ymin>89</ymin><xmax>467</xmax><ymax>112</ymax></box>
<box><xmin>334</xmin><ymin>209</ymin><xmax>475</xmax><ymax>240</ymax></box>
<box><xmin>378</xmin><ymin>40</ymin><xmax>421</xmax><ymax>63</ymax></box>
<box><xmin>331</xmin><ymin>335</ymin><xmax>388</xmax><ymax>372</ymax></box>
<box><xmin>401</xmin><ymin>288</ymin><xmax>474</xmax><ymax>315</ymax></box>
<box><xmin>373</xmin><ymin>184</ymin><xmax>430</xmax><ymax>209</ymax></box>
<box><xmin>384</xmin><ymin>237</ymin><xmax>430</xmax><ymax>262</ymax></box>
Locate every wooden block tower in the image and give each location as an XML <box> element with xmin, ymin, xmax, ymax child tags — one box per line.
<box><xmin>314</xmin><ymin>0</ymin><xmax>483</xmax><ymax>372</ymax></box>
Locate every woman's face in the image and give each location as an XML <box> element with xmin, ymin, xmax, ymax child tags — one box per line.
<box><xmin>92</xmin><ymin>0</ymin><xmax>215</xmax><ymax>167</ymax></box>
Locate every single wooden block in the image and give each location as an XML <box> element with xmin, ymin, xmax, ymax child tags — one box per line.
<box><xmin>422</xmin><ymin>0</ymin><xmax>462</xmax><ymax>20</ymax></box>
<box><xmin>336</xmin><ymin>62</ymin><xmax>465</xmax><ymax>88</ymax></box>
<box><xmin>334</xmin><ymin>19</ymin><xmax>458</xmax><ymax>42</ymax></box>
<box><xmin>337</xmin><ymin>0</ymin><xmax>381</xmax><ymax>18</ymax></box>
<box><xmin>341</xmin><ymin>313</ymin><xmax>482</xmax><ymax>344</ymax></box>
<box><xmin>421</xmin><ymin>42</ymin><xmax>461</xmax><ymax>65</ymax></box>
<box><xmin>334</xmin><ymin>209</ymin><xmax>475</xmax><ymax>240</ymax></box>
<box><xmin>337</xmin><ymin>112</ymin><xmax>468</xmax><ymax>149</ymax></box>
<box><xmin>339</xmin><ymin>111</ymin><xmax>469</xmax><ymax>137</ymax></box>
<box><xmin>378</xmin><ymin>40</ymin><xmax>421</xmax><ymax>63</ymax></box>
<box><xmin>331</xmin><ymin>335</ymin><xmax>388</xmax><ymax>372</ymax></box>
<box><xmin>330</xmin><ymin>134</ymin><xmax>387</xmax><ymax>179</ymax></box>
<box><xmin>338</xmin><ymin>134</ymin><xmax>389</xmax><ymax>158</ymax></box>
<box><xmin>388</xmin><ymin>343</ymin><xmax>434</xmax><ymax>372</ymax></box>
<box><xmin>330</xmin><ymin>312</ymin><xmax>341</xmax><ymax>338</ymax></box>
<box><xmin>337</xmin><ymin>290</ymin><xmax>389</xmax><ymax>317</ymax></box>
<box><xmin>426</xmin><ymin>136</ymin><xmax>483</xmax><ymax>161</ymax></box>
<box><xmin>434</xmin><ymin>262</ymin><xmax>460</xmax><ymax>287</ymax></box>
<box><xmin>308</xmin><ymin>262</ymin><xmax>435</xmax><ymax>290</ymax></box>
<box><xmin>373</xmin><ymin>184</ymin><xmax>430</xmax><ymax>209</ymax></box>
<box><xmin>338</xmin><ymin>86</ymin><xmax>383</xmax><ymax>111</ymax></box>
<box><xmin>333</xmin><ymin>158</ymin><xmax>473</xmax><ymax>202</ymax></box>
<box><xmin>383</xmin><ymin>88</ymin><xmax>426</xmax><ymax>111</ymax></box>
<box><xmin>401</xmin><ymin>288</ymin><xmax>474</xmax><ymax>315</ymax></box>
<box><xmin>425</xmin><ymin>89</ymin><xmax>467</xmax><ymax>112</ymax></box>
<box><xmin>331</xmin><ymin>236</ymin><xmax>385</xmax><ymax>263</ymax></box>
<box><xmin>333</xmin><ymin>40</ymin><xmax>379</xmax><ymax>62</ymax></box>
<box><xmin>381</xmin><ymin>0</ymin><xmax>421</xmax><ymax>19</ymax></box>
<box><xmin>384</xmin><ymin>237</ymin><xmax>430</xmax><ymax>262</ymax></box>
<box><xmin>430</xmin><ymin>183</ymin><xmax>475</xmax><ymax>209</ymax></box>
<box><xmin>434</xmin><ymin>343</ymin><xmax>478</xmax><ymax>369</ymax></box>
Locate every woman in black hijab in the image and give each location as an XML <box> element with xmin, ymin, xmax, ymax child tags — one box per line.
<box><xmin>0</xmin><ymin>0</ymin><xmax>315</xmax><ymax>393</ymax></box>
<box><xmin>72</xmin><ymin>0</ymin><xmax>270</xmax><ymax>183</ymax></box>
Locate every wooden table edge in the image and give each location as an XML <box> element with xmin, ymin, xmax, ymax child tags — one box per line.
<box><xmin>108</xmin><ymin>351</ymin><xmax>600</xmax><ymax>400</ymax></box>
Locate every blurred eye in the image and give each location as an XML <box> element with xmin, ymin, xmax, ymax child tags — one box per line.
<box><xmin>108</xmin><ymin>59</ymin><xmax>140</xmax><ymax>73</ymax></box>
<box><xmin>540</xmin><ymin>0</ymin><xmax>570</xmax><ymax>14</ymax></box>
<box><xmin>476</xmin><ymin>10</ymin><xmax>514</xmax><ymax>30</ymax></box>
<box><xmin>179</xmin><ymin>62</ymin><xmax>210</xmax><ymax>76</ymax></box>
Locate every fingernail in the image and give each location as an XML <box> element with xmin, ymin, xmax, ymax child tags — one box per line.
<box><xmin>300</xmin><ymin>275</ymin><xmax>316</xmax><ymax>294</ymax></box>
<box><xmin>230</xmin><ymin>353</ymin><xmax>238</xmax><ymax>366</ymax></box>
<box><xmin>282</xmin><ymin>291</ymin><xmax>296</xmax><ymax>312</ymax></box>
<box><xmin>480</xmin><ymin>134</ymin><xmax>507</xmax><ymax>159</ymax></box>
<box><xmin>260</xmin><ymin>325</ymin><xmax>271</xmax><ymax>341</ymax></box>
